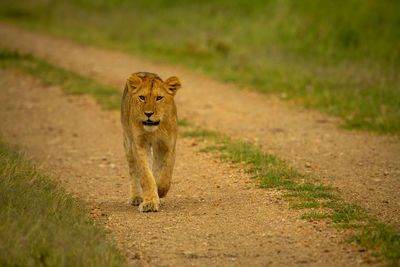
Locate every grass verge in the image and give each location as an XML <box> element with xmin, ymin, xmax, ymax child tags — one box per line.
<box><xmin>0</xmin><ymin>140</ymin><xmax>125</xmax><ymax>266</ymax></box>
<box><xmin>0</xmin><ymin>49</ymin><xmax>121</xmax><ymax>110</ymax></box>
<box><xmin>180</xmin><ymin>123</ymin><xmax>400</xmax><ymax>266</ymax></box>
<box><xmin>0</xmin><ymin>0</ymin><xmax>399</xmax><ymax>134</ymax></box>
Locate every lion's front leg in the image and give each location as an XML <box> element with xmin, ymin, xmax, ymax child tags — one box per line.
<box><xmin>124</xmin><ymin>134</ymin><xmax>143</xmax><ymax>206</ymax></box>
<box><xmin>154</xmin><ymin>144</ymin><xmax>176</xmax><ymax>198</ymax></box>
<box><xmin>134</xmin><ymin>144</ymin><xmax>160</xmax><ymax>212</ymax></box>
<box><xmin>127</xmin><ymin>159</ymin><xmax>143</xmax><ymax>206</ymax></box>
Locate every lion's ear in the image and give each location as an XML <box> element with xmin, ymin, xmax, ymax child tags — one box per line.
<box><xmin>127</xmin><ymin>74</ymin><xmax>142</xmax><ymax>93</ymax></box>
<box><xmin>164</xmin><ymin>76</ymin><xmax>181</xmax><ymax>95</ymax></box>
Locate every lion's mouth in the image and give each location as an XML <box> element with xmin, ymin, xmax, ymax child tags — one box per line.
<box><xmin>142</xmin><ymin>120</ymin><xmax>160</xmax><ymax>126</ymax></box>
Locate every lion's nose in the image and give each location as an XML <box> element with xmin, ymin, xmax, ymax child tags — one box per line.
<box><xmin>144</xmin><ymin>112</ymin><xmax>154</xmax><ymax>118</ymax></box>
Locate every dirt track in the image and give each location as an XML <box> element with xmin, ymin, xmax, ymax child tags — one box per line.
<box><xmin>0</xmin><ymin>23</ymin><xmax>399</xmax><ymax>229</ymax></box>
<box><xmin>0</xmin><ymin>69</ymin><xmax>370</xmax><ymax>266</ymax></box>
<box><xmin>0</xmin><ymin>23</ymin><xmax>399</xmax><ymax>265</ymax></box>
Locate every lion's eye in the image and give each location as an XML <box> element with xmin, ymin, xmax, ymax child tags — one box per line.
<box><xmin>156</xmin><ymin>96</ymin><xmax>163</xmax><ymax>101</ymax></box>
<box><xmin>139</xmin><ymin>96</ymin><xmax>145</xmax><ymax>101</ymax></box>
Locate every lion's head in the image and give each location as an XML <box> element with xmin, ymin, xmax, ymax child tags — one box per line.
<box><xmin>126</xmin><ymin>72</ymin><xmax>181</xmax><ymax>132</ymax></box>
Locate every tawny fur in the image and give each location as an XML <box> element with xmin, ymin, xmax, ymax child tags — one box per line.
<box><xmin>121</xmin><ymin>72</ymin><xmax>181</xmax><ymax>212</ymax></box>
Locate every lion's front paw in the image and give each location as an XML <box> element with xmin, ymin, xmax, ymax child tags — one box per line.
<box><xmin>138</xmin><ymin>198</ymin><xmax>159</xmax><ymax>212</ymax></box>
<box><xmin>128</xmin><ymin>196</ymin><xmax>143</xmax><ymax>206</ymax></box>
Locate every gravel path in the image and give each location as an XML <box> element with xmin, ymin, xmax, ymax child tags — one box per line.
<box><xmin>0</xmin><ymin>69</ymin><xmax>372</xmax><ymax>266</ymax></box>
<box><xmin>0</xmin><ymin>24</ymin><xmax>398</xmax><ymax>229</ymax></box>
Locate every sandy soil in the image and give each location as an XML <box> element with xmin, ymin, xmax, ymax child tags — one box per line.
<box><xmin>0</xmin><ymin>69</ymin><xmax>373</xmax><ymax>266</ymax></box>
<box><xmin>0</xmin><ymin>23</ymin><xmax>399</xmax><ymax>229</ymax></box>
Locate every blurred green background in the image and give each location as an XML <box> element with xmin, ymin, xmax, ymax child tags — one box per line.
<box><xmin>1</xmin><ymin>0</ymin><xmax>399</xmax><ymax>134</ymax></box>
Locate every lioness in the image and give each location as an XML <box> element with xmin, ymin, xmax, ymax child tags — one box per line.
<box><xmin>121</xmin><ymin>72</ymin><xmax>181</xmax><ymax>212</ymax></box>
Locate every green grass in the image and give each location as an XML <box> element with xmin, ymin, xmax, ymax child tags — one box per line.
<box><xmin>181</xmin><ymin>126</ymin><xmax>399</xmax><ymax>266</ymax></box>
<box><xmin>0</xmin><ymin>50</ymin><xmax>121</xmax><ymax>110</ymax></box>
<box><xmin>177</xmin><ymin>119</ymin><xmax>190</xmax><ymax>127</ymax></box>
<box><xmin>350</xmin><ymin>223</ymin><xmax>400</xmax><ymax>266</ymax></box>
<box><xmin>0</xmin><ymin>0</ymin><xmax>399</xmax><ymax>134</ymax></box>
<box><xmin>0</xmin><ymin>141</ymin><xmax>125</xmax><ymax>266</ymax></box>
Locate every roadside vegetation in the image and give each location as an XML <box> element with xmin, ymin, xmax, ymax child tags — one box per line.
<box><xmin>0</xmin><ymin>50</ymin><xmax>121</xmax><ymax>110</ymax></box>
<box><xmin>0</xmin><ymin>141</ymin><xmax>125</xmax><ymax>266</ymax></box>
<box><xmin>1</xmin><ymin>49</ymin><xmax>399</xmax><ymax>266</ymax></box>
<box><xmin>0</xmin><ymin>0</ymin><xmax>399</xmax><ymax>134</ymax></box>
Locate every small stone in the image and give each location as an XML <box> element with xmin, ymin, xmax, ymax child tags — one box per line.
<box><xmin>305</xmin><ymin>162</ymin><xmax>311</xmax><ymax>168</ymax></box>
<box><xmin>90</xmin><ymin>209</ymin><xmax>99</xmax><ymax>215</ymax></box>
<box><xmin>365</xmin><ymin>258</ymin><xmax>376</xmax><ymax>264</ymax></box>
<box><xmin>132</xmin><ymin>252</ymin><xmax>142</xmax><ymax>260</ymax></box>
